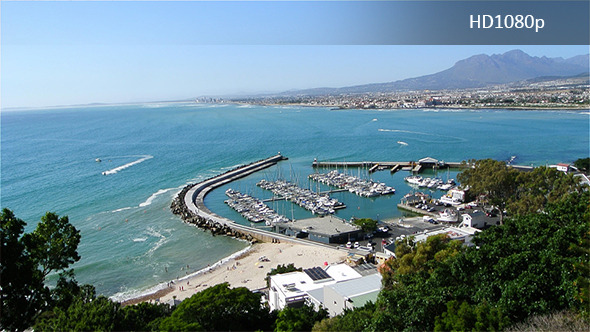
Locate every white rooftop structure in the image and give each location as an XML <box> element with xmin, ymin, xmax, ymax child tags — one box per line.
<box><xmin>413</xmin><ymin>226</ymin><xmax>480</xmax><ymax>246</ymax></box>
<box><xmin>268</xmin><ymin>263</ymin><xmax>364</xmax><ymax>312</ymax></box>
<box><xmin>308</xmin><ymin>273</ymin><xmax>383</xmax><ymax>317</ymax></box>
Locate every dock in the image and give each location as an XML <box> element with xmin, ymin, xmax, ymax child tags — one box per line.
<box><xmin>312</xmin><ymin>157</ymin><xmax>535</xmax><ymax>174</ymax></box>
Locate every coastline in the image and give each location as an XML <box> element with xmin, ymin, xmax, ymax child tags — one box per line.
<box><xmin>121</xmin><ymin>241</ymin><xmax>348</xmax><ymax>306</ymax></box>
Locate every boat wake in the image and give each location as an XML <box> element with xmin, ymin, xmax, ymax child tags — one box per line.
<box><xmin>379</xmin><ymin>128</ymin><xmax>467</xmax><ymax>143</ymax></box>
<box><xmin>102</xmin><ymin>155</ymin><xmax>153</xmax><ymax>175</ymax></box>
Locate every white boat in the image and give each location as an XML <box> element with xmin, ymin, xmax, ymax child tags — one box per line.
<box><xmin>437</xmin><ymin>208</ymin><xmax>459</xmax><ymax>222</ymax></box>
<box><xmin>397</xmin><ymin>141</ymin><xmax>408</xmax><ymax>146</ymax></box>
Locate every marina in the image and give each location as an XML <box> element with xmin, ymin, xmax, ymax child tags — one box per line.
<box><xmin>224</xmin><ymin>189</ymin><xmax>290</xmax><ymax>225</ymax></box>
<box><xmin>308</xmin><ymin>170</ymin><xmax>395</xmax><ymax>197</ymax></box>
<box><xmin>256</xmin><ymin>179</ymin><xmax>345</xmax><ymax>216</ymax></box>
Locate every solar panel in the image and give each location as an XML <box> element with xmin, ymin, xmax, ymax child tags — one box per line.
<box><xmin>304</xmin><ymin>267</ymin><xmax>332</xmax><ymax>281</ymax></box>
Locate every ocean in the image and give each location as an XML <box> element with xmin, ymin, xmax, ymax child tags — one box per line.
<box><xmin>2</xmin><ymin>102</ymin><xmax>588</xmax><ymax>300</ymax></box>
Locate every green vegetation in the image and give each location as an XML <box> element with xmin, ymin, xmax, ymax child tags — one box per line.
<box><xmin>275</xmin><ymin>304</ymin><xmax>328</xmax><ymax>331</ymax></box>
<box><xmin>458</xmin><ymin>159</ymin><xmax>585</xmax><ymax>219</ymax></box>
<box><xmin>353</xmin><ymin>218</ymin><xmax>378</xmax><ymax>233</ymax></box>
<box><xmin>2</xmin><ymin>158</ymin><xmax>588</xmax><ymax>331</ymax></box>
<box><xmin>574</xmin><ymin>157</ymin><xmax>590</xmax><ymax>173</ymax></box>
<box><xmin>1</xmin><ymin>209</ymin><xmax>82</xmax><ymax>331</ymax></box>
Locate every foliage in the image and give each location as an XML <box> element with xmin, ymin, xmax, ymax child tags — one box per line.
<box><xmin>434</xmin><ymin>300</ymin><xmax>509</xmax><ymax>331</ymax></box>
<box><xmin>457</xmin><ymin>159</ymin><xmax>520</xmax><ymax>221</ymax></box>
<box><xmin>116</xmin><ymin>301</ymin><xmax>172</xmax><ymax>331</ymax></box>
<box><xmin>371</xmin><ymin>234</ymin><xmax>466</xmax><ymax>331</ymax></box>
<box><xmin>274</xmin><ymin>303</ymin><xmax>328</xmax><ymax>332</ymax></box>
<box><xmin>353</xmin><ymin>218</ymin><xmax>378</xmax><ymax>233</ymax></box>
<box><xmin>159</xmin><ymin>283</ymin><xmax>275</xmax><ymax>331</ymax></box>
<box><xmin>312</xmin><ymin>302</ymin><xmax>375</xmax><ymax>332</ymax></box>
<box><xmin>573</xmin><ymin>157</ymin><xmax>590</xmax><ymax>173</ymax></box>
<box><xmin>0</xmin><ymin>209</ymin><xmax>81</xmax><ymax>331</ymax></box>
<box><xmin>458</xmin><ymin>159</ymin><xmax>586</xmax><ymax>218</ymax></box>
<box><xmin>506</xmin><ymin>310</ymin><xmax>590</xmax><ymax>332</ymax></box>
<box><xmin>267</xmin><ymin>263</ymin><xmax>302</xmax><ymax>287</ymax></box>
<box><xmin>34</xmin><ymin>295</ymin><xmax>119</xmax><ymax>331</ymax></box>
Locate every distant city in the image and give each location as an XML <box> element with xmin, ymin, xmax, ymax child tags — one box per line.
<box><xmin>198</xmin><ymin>50</ymin><xmax>590</xmax><ymax>110</ymax></box>
<box><xmin>204</xmin><ymin>74</ymin><xmax>589</xmax><ymax>110</ymax></box>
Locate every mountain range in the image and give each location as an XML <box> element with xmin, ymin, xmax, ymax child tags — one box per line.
<box><xmin>279</xmin><ymin>50</ymin><xmax>589</xmax><ymax>96</ymax></box>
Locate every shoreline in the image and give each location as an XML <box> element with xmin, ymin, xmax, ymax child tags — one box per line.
<box><xmin>121</xmin><ymin>241</ymin><xmax>348</xmax><ymax>306</ymax></box>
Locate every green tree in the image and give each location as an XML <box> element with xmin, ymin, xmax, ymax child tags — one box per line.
<box><xmin>372</xmin><ymin>234</ymin><xmax>466</xmax><ymax>331</ymax></box>
<box><xmin>159</xmin><ymin>283</ymin><xmax>275</xmax><ymax>331</ymax></box>
<box><xmin>274</xmin><ymin>303</ymin><xmax>328</xmax><ymax>332</ymax></box>
<box><xmin>35</xmin><ymin>295</ymin><xmax>119</xmax><ymax>331</ymax></box>
<box><xmin>457</xmin><ymin>159</ymin><xmax>520</xmax><ymax>223</ymax></box>
<box><xmin>312</xmin><ymin>302</ymin><xmax>375</xmax><ymax>332</ymax></box>
<box><xmin>1</xmin><ymin>209</ymin><xmax>81</xmax><ymax>331</ymax></box>
<box><xmin>116</xmin><ymin>301</ymin><xmax>172</xmax><ymax>331</ymax></box>
<box><xmin>353</xmin><ymin>218</ymin><xmax>378</xmax><ymax>233</ymax></box>
<box><xmin>573</xmin><ymin>157</ymin><xmax>590</xmax><ymax>173</ymax></box>
<box><xmin>462</xmin><ymin>191</ymin><xmax>589</xmax><ymax>323</ymax></box>
<box><xmin>434</xmin><ymin>300</ymin><xmax>509</xmax><ymax>331</ymax></box>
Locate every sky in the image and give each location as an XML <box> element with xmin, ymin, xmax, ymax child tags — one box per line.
<box><xmin>2</xmin><ymin>1</ymin><xmax>589</xmax><ymax>109</ymax></box>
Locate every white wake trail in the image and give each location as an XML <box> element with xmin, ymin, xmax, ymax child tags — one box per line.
<box><xmin>102</xmin><ymin>155</ymin><xmax>153</xmax><ymax>175</ymax></box>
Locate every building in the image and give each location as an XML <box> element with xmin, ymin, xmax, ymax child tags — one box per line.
<box><xmin>460</xmin><ymin>210</ymin><xmax>492</xmax><ymax>229</ymax></box>
<box><xmin>268</xmin><ymin>263</ymin><xmax>381</xmax><ymax>316</ymax></box>
<box><xmin>274</xmin><ymin>216</ymin><xmax>362</xmax><ymax>244</ymax></box>
<box><xmin>412</xmin><ymin>226</ymin><xmax>480</xmax><ymax>246</ymax></box>
<box><xmin>307</xmin><ymin>273</ymin><xmax>383</xmax><ymax>317</ymax></box>
<box><xmin>268</xmin><ymin>264</ymin><xmax>362</xmax><ymax>311</ymax></box>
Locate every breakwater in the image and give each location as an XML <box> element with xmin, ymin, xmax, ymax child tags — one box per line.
<box><xmin>170</xmin><ymin>154</ymin><xmax>338</xmax><ymax>249</ymax></box>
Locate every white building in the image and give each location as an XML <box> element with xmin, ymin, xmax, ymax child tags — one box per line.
<box><xmin>413</xmin><ymin>226</ymin><xmax>480</xmax><ymax>246</ymax></box>
<box><xmin>268</xmin><ymin>263</ymin><xmax>381</xmax><ymax>316</ymax></box>
<box><xmin>307</xmin><ymin>273</ymin><xmax>382</xmax><ymax>317</ymax></box>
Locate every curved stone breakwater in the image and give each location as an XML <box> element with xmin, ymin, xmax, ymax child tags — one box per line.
<box><xmin>171</xmin><ymin>154</ymin><xmax>323</xmax><ymax>246</ymax></box>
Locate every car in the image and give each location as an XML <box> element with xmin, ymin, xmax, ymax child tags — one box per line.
<box><xmin>354</xmin><ymin>241</ymin><xmax>360</xmax><ymax>248</ymax></box>
<box><xmin>346</xmin><ymin>241</ymin><xmax>352</xmax><ymax>248</ymax></box>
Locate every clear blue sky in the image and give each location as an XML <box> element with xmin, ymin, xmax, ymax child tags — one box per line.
<box><xmin>2</xmin><ymin>1</ymin><xmax>588</xmax><ymax>108</ymax></box>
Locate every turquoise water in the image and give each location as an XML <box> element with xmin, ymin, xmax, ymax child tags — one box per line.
<box><xmin>2</xmin><ymin>103</ymin><xmax>588</xmax><ymax>299</ymax></box>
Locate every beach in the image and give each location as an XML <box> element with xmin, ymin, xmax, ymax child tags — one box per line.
<box><xmin>122</xmin><ymin>241</ymin><xmax>348</xmax><ymax>306</ymax></box>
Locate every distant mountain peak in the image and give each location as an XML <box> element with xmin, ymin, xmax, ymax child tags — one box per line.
<box><xmin>278</xmin><ymin>50</ymin><xmax>589</xmax><ymax>96</ymax></box>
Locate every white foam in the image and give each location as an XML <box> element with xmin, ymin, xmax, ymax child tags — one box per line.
<box><xmin>102</xmin><ymin>155</ymin><xmax>153</xmax><ymax>175</ymax></box>
<box><xmin>111</xmin><ymin>207</ymin><xmax>133</xmax><ymax>213</ymax></box>
<box><xmin>139</xmin><ymin>187</ymin><xmax>176</xmax><ymax>208</ymax></box>
<box><xmin>133</xmin><ymin>237</ymin><xmax>147</xmax><ymax>242</ymax></box>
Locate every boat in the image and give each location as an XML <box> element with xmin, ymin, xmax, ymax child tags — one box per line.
<box><xmin>437</xmin><ymin>208</ymin><xmax>459</xmax><ymax>223</ymax></box>
<box><xmin>95</xmin><ymin>158</ymin><xmax>102</xmax><ymax>162</ymax></box>
<box><xmin>397</xmin><ymin>141</ymin><xmax>408</xmax><ymax>146</ymax></box>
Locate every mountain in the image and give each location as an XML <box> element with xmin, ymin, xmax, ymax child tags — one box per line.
<box><xmin>281</xmin><ymin>50</ymin><xmax>589</xmax><ymax>95</ymax></box>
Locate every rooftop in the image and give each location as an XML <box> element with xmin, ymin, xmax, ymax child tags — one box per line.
<box><xmin>277</xmin><ymin>215</ymin><xmax>360</xmax><ymax>237</ymax></box>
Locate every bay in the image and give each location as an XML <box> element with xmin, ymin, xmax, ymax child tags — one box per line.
<box><xmin>1</xmin><ymin>103</ymin><xmax>588</xmax><ymax>299</ymax></box>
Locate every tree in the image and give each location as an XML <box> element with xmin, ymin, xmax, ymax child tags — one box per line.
<box><xmin>116</xmin><ymin>301</ymin><xmax>172</xmax><ymax>331</ymax></box>
<box><xmin>312</xmin><ymin>302</ymin><xmax>375</xmax><ymax>332</ymax></box>
<box><xmin>573</xmin><ymin>157</ymin><xmax>590</xmax><ymax>173</ymax></box>
<box><xmin>0</xmin><ymin>209</ymin><xmax>82</xmax><ymax>331</ymax></box>
<box><xmin>457</xmin><ymin>159</ymin><xmax>520</xmax><ymax>223</ymax></box>
<box><xmin>274</xmin><ymin>303</ymin><xmax>328</xmax><ymax>331</ymax></box>
<box><xmin>353</xmin><ymin>218</ymin><xmax>378</xmax><ymax>233</ymax></box>
<box><xmin>159</xmin><ymin>283</ymin><xmax>275</xmax><ymax>331</ymax></box>
<box><xmin>34</xmin><ymin>295</ymin><xmax>119</xmax><ymax>331</ymax></box>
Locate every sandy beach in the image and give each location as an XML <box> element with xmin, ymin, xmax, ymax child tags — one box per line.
<box><xmin>122</xmin><ymin>241</ymin><xmax>348</xmax><ymax>306</ymax></box>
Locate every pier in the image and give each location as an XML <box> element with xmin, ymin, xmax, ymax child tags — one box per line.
<box><xmin>312</xmin><ymin>157</ymin><xmax>535</xmax><ymax>173</ymax></box>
